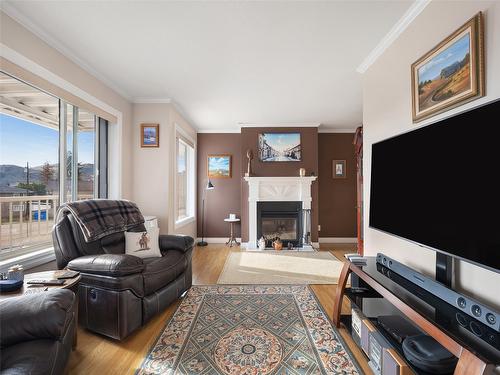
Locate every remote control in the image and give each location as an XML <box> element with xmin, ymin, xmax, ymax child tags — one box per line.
<box><xmin>27</xmin><ymin>279</ymin><xmax>65</xmax><ymax>286</ymax></box>
<box><xmin>56</xmin><ymin>270</ymin><xmax>80</xmax><ymax>279</ymax></box>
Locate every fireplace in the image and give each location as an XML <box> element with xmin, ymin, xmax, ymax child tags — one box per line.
<box><xmin>257</xmin><ymin>201</ymin><xmax>302</xmax><ymax>248</ymax></box>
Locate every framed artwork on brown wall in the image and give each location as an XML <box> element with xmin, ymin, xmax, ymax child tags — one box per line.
<box><xmin>141</xmin><ymin>124</ymin><xmax>160</xmax><ymax>147</ymax></box>
<box><xmin>411</xmin><ymin>12</ymin><xmax>484</xmax><ymax>122</ymax></box>
<box><xmin>207</xmin><ymin>154</ymin><xmax>232</xmax><ymax>178</ymax></box>
<box><xmin>333</xmin><ymin>160</ymin><xmax>346</xmax><ymax>179</ymax></box>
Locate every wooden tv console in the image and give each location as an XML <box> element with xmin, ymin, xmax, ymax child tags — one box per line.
<box><xmin>333</xmin><ymin>258</ymin><xmax>499</xmax><ymax>375</ymax></box>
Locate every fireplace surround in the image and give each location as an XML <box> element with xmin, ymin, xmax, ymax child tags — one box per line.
<box><xmin>244</xmin><ymin>176</ymin><xmax>317</xmax><ymax>249</ymax></box>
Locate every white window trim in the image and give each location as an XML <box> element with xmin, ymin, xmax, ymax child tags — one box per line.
<box><xmin>0</xmin><ymin>247</ymin><xmax>55</xmax><ymax>273</ymax></box>
<box><xmin>174</xmin><ymin>124</ymin><xmax>196</xmax><ymax>229</ymax></box>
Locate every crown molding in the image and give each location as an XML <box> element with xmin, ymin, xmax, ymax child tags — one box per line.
<box><xmin>0</xmin><ymin>4</ymin><xmax>132</xmax><ymax>101</ymax></box>
<box><xmin>238</xmin><ymin>122</ymin><xmax>321</xmax><ymax>128</ymax></box>
<box><xmin>133</xmin><ymin>97</ymin><xmax>172</xmax><ymax>104</ymax></box>
<box><xmin>197</xmin><ymin>128</ymin><xmax>241</xmax><ymax>134</ymax></box>
<box><xmin>356</xmin><ymin>0</ymin><xmax>431</xmax><ymax>74</ymax></box>
<box><xmin>318</xmin><ymin>127</ymin><xmax>358</xmax><ymax>133</ymax></box>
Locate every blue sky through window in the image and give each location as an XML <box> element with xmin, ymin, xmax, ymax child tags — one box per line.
<box><xmin>0</xmin><ymin>113</ymin><xmax>94</xmax><ymax>167</ymax></box>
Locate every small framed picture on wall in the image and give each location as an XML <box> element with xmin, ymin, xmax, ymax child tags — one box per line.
<box><xmin>333</xmin><ymin>160</ymin><xmax>346</xmax><ymax>179</ymax></box>
<box><xmin>141</xmin><ymin>124</ymin><xmax>159</xmax><ymax>147</ymax></box>
<box><xmin>207</xmin><ymin>154</ymin><xmax>232</xmax><ymax>178</ymax></box>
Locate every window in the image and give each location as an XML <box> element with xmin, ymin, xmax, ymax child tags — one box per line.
<box><xmin>176</xmin><ymin>136</ymin><xmax>195</xmax><ymax>226</ymax></box>
<box><xmin>0</xmin><ymin>71</ymin><xmax>107</xmax><ymax>259</ymax></box>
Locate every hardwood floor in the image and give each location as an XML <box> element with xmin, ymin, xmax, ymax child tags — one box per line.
<box><xmin>66</xmin><ymin>244</ymin><xmax>371</xmax><ymax>374</ymax></box>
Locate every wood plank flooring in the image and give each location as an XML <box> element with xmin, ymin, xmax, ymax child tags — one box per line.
<box><xmin>66</xmin><ymin>244</ymin><xmax>371</xmax><ymax>374</ymax></box>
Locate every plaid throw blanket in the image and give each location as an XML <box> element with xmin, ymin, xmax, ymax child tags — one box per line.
<box><xmin>55</xmin><ymin>199</ymin><xmax>145</xmax><ymax>243</ymax></box>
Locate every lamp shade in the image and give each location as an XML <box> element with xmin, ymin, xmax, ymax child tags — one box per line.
<box><xmin>206</xmin><ymin>180</ymin><xmax>215</xmax><ymax>190</ymax></box>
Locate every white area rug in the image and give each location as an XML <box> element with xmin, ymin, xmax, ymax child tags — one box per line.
<box><xmin>217</xmin><ymin>251</ymin><xmax>345</xmax><ymax>285</ymax></box>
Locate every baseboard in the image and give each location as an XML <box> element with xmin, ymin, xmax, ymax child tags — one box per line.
<box><xmin>319</xmin><ymin>237</ymin><xmax>358</xmax><ymax>243</ymax></box>
<box><xmin>195</xmin><ymin>237</ymin><xmax>242</xmax><ymax>244</ymax></box>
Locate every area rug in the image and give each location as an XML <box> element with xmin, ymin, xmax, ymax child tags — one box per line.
<box><xmin>217</xmin><ymin>251</ymin><xmax>345</xmax><ymax>285</ymax></box>
<box><xmin>138</xmin><ymin>285</ymin><xmax>361</xmax><ymax>374</ymax></box>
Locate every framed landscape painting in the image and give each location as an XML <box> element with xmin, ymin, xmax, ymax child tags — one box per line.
<box><xmin>258</xmin><ymin>133</ymin><xmax>301</xmax><ymax>162</ymax></box>
<box><xmin>207</xmin><ymin>154</ymin><xmax>231</xmax><ymax>178</ymax></box>
<box><xmin>141</xmin><ymin>124</ymin><xmax>159</xmax><ymax>147</ymax></box>
<box><xmin>411</xmin><ymin>12</ymin><xmax>484</xmax><ymax>122</ymax></box>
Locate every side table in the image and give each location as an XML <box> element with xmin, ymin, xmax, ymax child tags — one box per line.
<box><xmin>224</xmin><ymin>218</ymin><xmax>240</xmax><ymax>247</ymax></box>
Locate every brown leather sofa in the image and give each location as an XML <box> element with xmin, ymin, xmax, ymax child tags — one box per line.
<box><xmin>0</xmin><ymin>289</ymin><xmax>76</xmax><ymax>375</ymax></box>
<box><xmin>52</xmin><ymin>213</ymin><xmax>193</xmax><ymax>340</ymax></box>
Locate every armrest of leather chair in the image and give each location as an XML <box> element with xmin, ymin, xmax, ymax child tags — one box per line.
<box><xmin>159</xmin><ymin>235</ymin><xmax>194</xmax><ymax>254</ymax></box>
<box><xmin>0</xmin><ymin>289</ymin><xmax>75</xmax><ymax>348</ymax></box>
<box><xmin>68</xmin><ymin>254</ymin><xmax>144</xmax><ymax>276</ymax></box>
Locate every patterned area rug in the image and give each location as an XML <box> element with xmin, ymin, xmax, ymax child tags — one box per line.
<box><xmin>138</xmin><ymin>285</ymin><xmax>360</xmax><ymax>374</ymax></box>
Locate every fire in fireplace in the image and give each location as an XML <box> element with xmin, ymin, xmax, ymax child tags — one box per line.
<box><xmin>257</xmin><ymin>201</ymin><xmax>302</xmax><ymax>248</ymax></box>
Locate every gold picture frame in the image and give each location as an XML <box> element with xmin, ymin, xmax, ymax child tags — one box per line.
<box><xmin>141</xmin><ymin>124</ymin><xmax>159</xmax><ymax>147</ymax></box>
<box><xmin>207</xmin><ymin>154</ymin><xmax>232</xmax><ymax>178</ymax></box>
<box><xmin>411</xmin><ymin>12</ymin><xmax>484</xmax><ymax>122</ymax></box>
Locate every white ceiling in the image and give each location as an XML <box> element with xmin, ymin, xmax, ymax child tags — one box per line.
<box><xmin>3</xmin><ymin>1</ymin><xmax>414</xmax><ymax>132</ymax></box>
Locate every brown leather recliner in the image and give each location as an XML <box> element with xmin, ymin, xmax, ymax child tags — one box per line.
<box><xmin>52</xmin><ymin>213</ymin><xmax>193</xmax><ymax>340</ymax></box>
<box><xmin>0</xmin><ymin>289</ymin><xmax>76</xmax><ymax>375</ymax></box>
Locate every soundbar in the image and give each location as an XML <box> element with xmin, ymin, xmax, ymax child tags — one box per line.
<box><xmin>376</xmin><ymin>253</ymin><xmax>500</xmax><ymax>332</ymax></box>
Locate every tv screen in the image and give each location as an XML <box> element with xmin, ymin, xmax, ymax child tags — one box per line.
<box><xmin>370</xmin><ymin>100</ymin><xmax>500</xmax><ymax>273</ymax></box>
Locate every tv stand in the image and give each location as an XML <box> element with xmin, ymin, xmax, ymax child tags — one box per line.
<box><xmin>334</xmin><ymin>258</ymin><xmax>499</xmax><ymax>374</ymax></box>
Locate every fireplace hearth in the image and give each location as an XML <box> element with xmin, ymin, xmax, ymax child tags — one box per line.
<box><xmin>257</xmin><ymin>201</ymin><xmax>302</xmax><ymax>248</ymax></box>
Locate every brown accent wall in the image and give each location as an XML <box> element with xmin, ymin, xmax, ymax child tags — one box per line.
<box><xmin>197</xmin><ymin>133</ymin><xmax>242</xmax><ymax>238</ymax></box>
<box><xmin>318</xmin><ymin>133</ymin><xmax>357</xmax><ymax>237</ymax></box>
<box><xmin>240</xmin><ymin>127</ymin><xmax>319</xmax><ymax>243</ymax></box>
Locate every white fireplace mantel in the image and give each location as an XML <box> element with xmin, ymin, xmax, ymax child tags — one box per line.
<box><xmin>244</xmin><ymin>176</ymin><xmax>317</xmax><ymax>249</ymax></box>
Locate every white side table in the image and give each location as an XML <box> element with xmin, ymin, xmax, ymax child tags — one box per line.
<box><xmin>224</xmin><ymin>218</ymin><xmax>240</xmax><ymax>247</ymax></box>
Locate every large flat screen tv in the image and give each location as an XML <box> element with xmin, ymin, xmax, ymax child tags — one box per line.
<box><xmin>370</xmin><ymin>99</ymin><xmax>500</xmax><ymax>273</ymax></box>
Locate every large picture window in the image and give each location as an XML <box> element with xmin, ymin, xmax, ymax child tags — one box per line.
<box><xmin>0</xmin><ymin>71</ymin><xmax>107</xmax><ymax>259</ymax></box>
<box><xmin>176</xmin><ymin>135</ymin><xmax>195</xmax><ymax>226</ymax></box>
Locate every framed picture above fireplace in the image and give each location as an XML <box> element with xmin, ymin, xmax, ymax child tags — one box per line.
<box><xmin>258</xmin><ymin>133</ymin><xmax>301</xmax><ymax>162</ymax></box>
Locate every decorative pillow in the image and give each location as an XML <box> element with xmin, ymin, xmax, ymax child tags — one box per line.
<box><xmin>125</xmin><ymin>228</ymin><xmax>161</xmax><ymax>258</ymax></box>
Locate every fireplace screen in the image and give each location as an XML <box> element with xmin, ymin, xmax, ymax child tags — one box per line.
<box><xmin>261</xmin><ymin>218</ymin><xmax>297</xmax><ymax>240</ymax></box>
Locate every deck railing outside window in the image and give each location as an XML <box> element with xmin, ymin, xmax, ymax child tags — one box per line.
<box><xmin>0</xmin><ymin>194</ymin><xmax>92</xmax><ymax>259</ymax></box>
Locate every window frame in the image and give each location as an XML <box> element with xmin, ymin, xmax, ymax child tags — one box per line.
<box><xmin>0</xmin><ymin>71</ymin><xmax>106</xmax><ymax>262</ymax></box>
<box><xmin>174</xmin><ymin>125</ymin><xmax>196</xmax><ymax>229</ymax></box>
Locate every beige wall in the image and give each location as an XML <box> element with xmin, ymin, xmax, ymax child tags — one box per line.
<box><xmin>1</xmin><ymin>11</ymin><xmax>198</xmax><ymax>238</ymax></box>
<box><xmin>0</xmin><ymin>11</ymin><xmax>134</xmax><ymax>199</ymax></box>
<box><xmin>132</xmin><ymin>103</ymin><xmax>197</xmax><ymax>237</ymax></box>
<box><xmin>363</xmin><ymin>1</ymin><xmax>500</xmax><ymax>309</ymax></box>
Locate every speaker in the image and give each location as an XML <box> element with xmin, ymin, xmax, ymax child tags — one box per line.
<box><xmin>369</xmin><ymin>330</ymin><xmax>390</xmax><ymax>375</ymax></box>
<box><xmin>376</xmin><ymin>262</ymin><xmax>500</xmax><ymax>352</ymax></box>
<box><xmin>361</xmin><ymin>318</ymin><xmax>377</xmax><ymax>356</ymax></box>
<box><xmin>351</xmin><ymin>306</ymin><xmax>364</xmax><ymax>347</ymax></box>
<box><xmin>376</xmin><ymin>253</ymin><xmax>500</xmax><ymax>332</ymax></box>
<box><xmin>383</xmin><ymin>348</ymin><xmax>413</xmax><ymax>375</ymax></box>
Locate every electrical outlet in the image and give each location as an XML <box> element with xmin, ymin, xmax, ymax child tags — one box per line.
<box><xmin>318</xmin><ymin>224</ymin><xmax>321</xmax><ymax>231</ymax></box>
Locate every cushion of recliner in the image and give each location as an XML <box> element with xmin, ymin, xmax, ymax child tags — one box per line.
<box><xmin>68</xmin><ymin>254</ymin><xmax>144</xmax><ymax>277</ymax></box>
<box><xmin>0</xmin><ymin>289</ymin><xmax>75</xmax><ymax>348</ymax></box>
<box><xmin>142</xmin><ymin>250</ymin><xmax>188</xmax><ymax>295</ymax></box>
<box><xmin>0</xmin><ymin>339</ymin><xmax>61</xmax><ymax>375</ymax></box>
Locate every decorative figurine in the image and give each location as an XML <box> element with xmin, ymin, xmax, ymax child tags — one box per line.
<box><xmin>272</xmin><ymin>237</ymin><xmax>283</xmax><ymax>251</ymax></box>
<box><xmin>245</xmin><ymin>149</ymin><xmax>253</xmax><ymax>177</ymax></box>
<box><xmin>258</xmin><ymin>236</ymin><xmax>266</xmax><ymax>250</ymax></box>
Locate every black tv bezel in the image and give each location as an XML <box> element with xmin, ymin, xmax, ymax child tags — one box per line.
<box><xmin>369</xmin><ymin>98</ymin><xmax>500</xmax><ymax>275</ymax></box>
